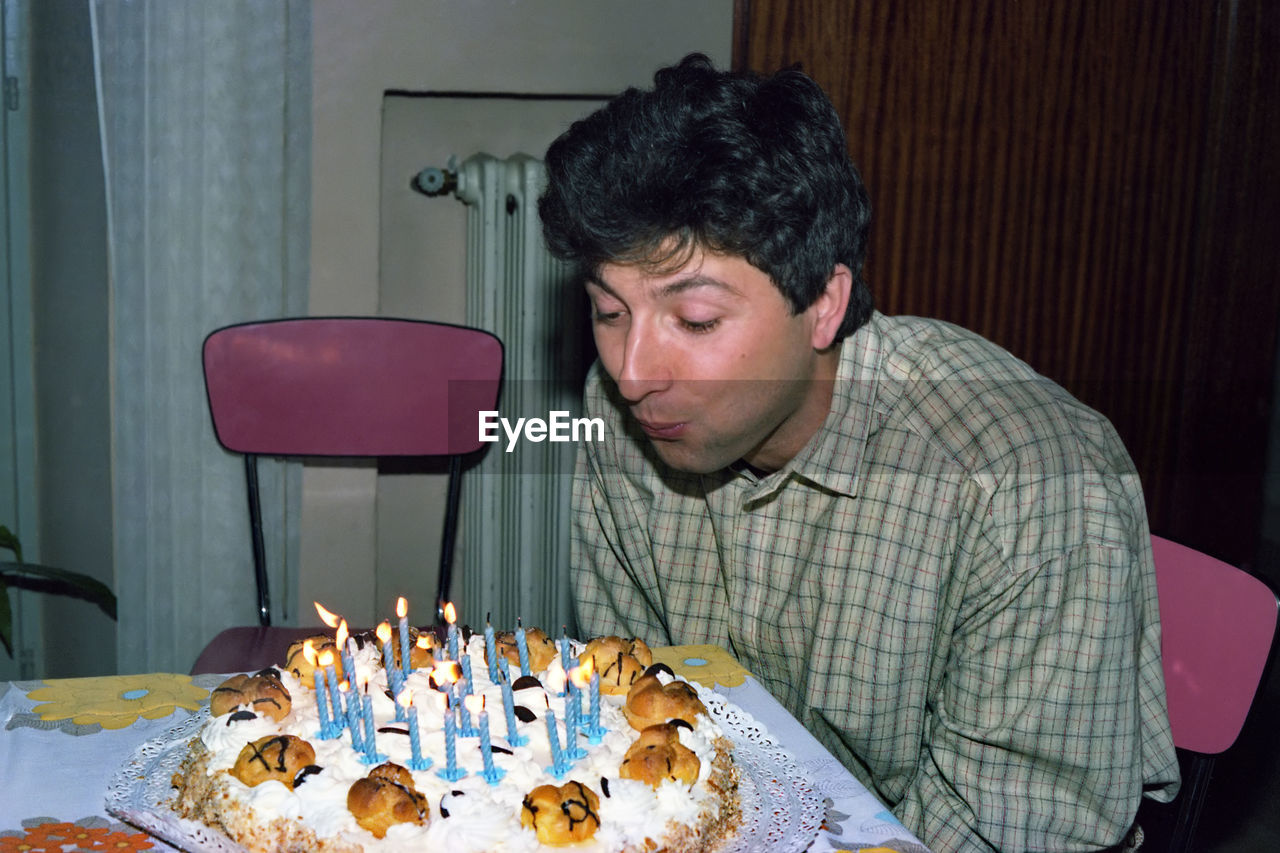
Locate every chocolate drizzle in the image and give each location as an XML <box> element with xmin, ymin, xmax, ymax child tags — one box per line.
<box><xmin>644</xmin><ymin>662</ymin><xmax>675</xmax><ymax>679</ymax></box>
<box><xmin>247</xmin><ymin>736</ymin><xmax>292</xmax><ymax>773</ymax></box>
<box><xmin>559</xmin><ymin>781</ymin><xmax>600</xmax><ymax>832</ymax></box>
<box><xmin>511</xmin><ymin>675</ymin><xmax>542</xmax><ymax>691</ymax></box>
<box><xmin>439</xmin><ymin>790</ymin><xmax>466</xmax><ymax>819</ymax></box>
<box><xmin>293</xmin><ymin>764</ymin><xmax>322</xmax><ymax>787</ymax></box>
<box><xmin>600</xmin><ymin>777</ymin><xmax>611</xmax><ymax>798</ymax></box>
<box><xmin>226</xmin><ymin>710</ymin><xmax>257</xmax><ymax>724</ymax></box>
<box><xmin>513</xmin><ymin>705</ymin><xmax>537</xmax><ymax>723</ymax></box>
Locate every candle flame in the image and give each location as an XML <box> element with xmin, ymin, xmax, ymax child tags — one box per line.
<box><xmin>399</xmin><ymin>688</ymin><xmax>413</xmax><ymax>708</ymax></box>
<box><xmin>570</xmin><ymin>663</ymin><xmax>591</xmax><ymax>689</ymax></box>
<box><xmin>318</xmin><ymin>649</ymin><xmax>335</xmax><ymax>667</ymax></box>
<box><xmin>302</xmin><ymin>639</ymin><xmax>317</xmax><ymax>666</ymax></box>
<box><xmin>416</xmin><ymin>634</ymin><xmax>434</xmax><ymax>650</ymax></box>
<box><xmin>579</xmin><ymin>656</ymin><xmax>595</xmax><ymax>679</ymax></box>
<box><xmin>464</xmin><ymin>694</ymin><xmax>484</xmax><ymax>714</ymax></box>
<box><xmin>397</xmin><ymin>596</ymin><xmax>407</xmax><ymax>619</ymax></box>
<box><xmin>432</xmin><ymin>660</ymin><xmax>459</xmax><ymax>685</ymax></box>
<box><xmin>376</xmin><ymin>621</ymin><xmax>392</xmax><ymax>643</ymax></box>
<box><xmin>338</xmin><ymin>679</ymin><xmax>350</xmax><ymax>693</ymax></box>
<box><xmin>443</xmin><ymin>601</ymin><xmax>457</xmax><ymax>625</ymax></box>
<box><xmin>335</xmin><ymin>620</ymin><xmax>349</xmax><ymax>647</ymax></box>
<box><xmin>314</xmin><ymin>602</ymin><xmax>341</xmax><ymax>628</ymax></box>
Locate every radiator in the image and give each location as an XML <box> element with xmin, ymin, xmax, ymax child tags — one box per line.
<box><xmin>448</xmin><ymin>153</ymin><xmax>586</xmax><ymax>634</ymax></box>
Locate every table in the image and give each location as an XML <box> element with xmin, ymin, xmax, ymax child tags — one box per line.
<box><xmin>0</xmin><ymin>645</ymin><xmax>930</xmax><ymax>853</ymax></box>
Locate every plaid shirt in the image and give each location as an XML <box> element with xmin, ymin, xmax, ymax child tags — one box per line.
<box><xmin>571</xmin><ymin>312</ymin><xmax>1180</xmax><ymax>852</ymax></box>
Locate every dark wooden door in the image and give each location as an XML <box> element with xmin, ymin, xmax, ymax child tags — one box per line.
<box><xmin>736</xmin><ymin>0</ymin><xmax>1280</xmax><ymax>567</ymax></box>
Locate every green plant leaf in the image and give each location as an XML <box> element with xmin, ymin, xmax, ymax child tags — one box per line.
<box><xmin>0</xmin><ymin>561</ymin><xmax>117</xmax><ymax>620</ymax></box>
<box><xmin>0</xmin><ymin>575</ymin><xmax>12</xmax><ymax>656</ymax></box>
<box><xmin>0</xmin><ymin>525</ymin><xmax>22</xmax><ymax>563</ymax></box>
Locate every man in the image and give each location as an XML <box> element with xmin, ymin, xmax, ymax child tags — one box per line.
<box><xmin>538</xmin><ymin>54</ymin><xmax>1179</xmax><ymax>851</ymax></box>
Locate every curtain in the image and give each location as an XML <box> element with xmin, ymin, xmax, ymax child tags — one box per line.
<box><xmin>90</xmin><ymin>0</ymin><xmax>310</xmax><ymax>674</ymax></box>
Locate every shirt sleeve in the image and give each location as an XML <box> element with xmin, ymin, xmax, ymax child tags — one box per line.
<box><xmin>895</xmin><ymin>520</ymin><xmax>1180</xmax><ymax>851</ymax></box>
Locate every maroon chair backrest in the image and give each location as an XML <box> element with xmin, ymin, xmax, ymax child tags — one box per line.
<box><xmin>1152</xmin><ymin>534</ymin><xmax>1279</xmax><ymax>754</ymax></box>
<box><xmin>203</xmin><ymin>318</ymin><xmax>503</xmax><ymax>458</ymax></box>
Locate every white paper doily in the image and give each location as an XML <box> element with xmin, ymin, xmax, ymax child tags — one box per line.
<box><xmin>696</xmin><ymin>683</ymin><xmax>825</xmax><ymax>853</ymax></box>
<box><xmin>106</xmin><ymin>685</ymin><xmax>823</xmax><ymax>853</ymax></box>
<box><xmin>106</xmin><ymin>709</ymin><xmax>247</xmax><ymax>853</ymax></box>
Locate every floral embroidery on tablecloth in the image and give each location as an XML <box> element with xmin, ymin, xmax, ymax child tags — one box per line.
<box><xmin>0</xmin><ymin>816</ymin><xmax>153</xmax><ymax>851</ymax></box>
<box><xmin>3</xmin><ymin>713</ymin><xmax>103</xmax><ymax>736</ymax></box>
<box><xmin>26</xmin><ymin>674</ymin><xmax>208</xmax><ymax>731</ymax></box>
<box><xmin>650</xmin><ymin>644</ymin><xmax>750</xmax><ymax>688</ymax></box>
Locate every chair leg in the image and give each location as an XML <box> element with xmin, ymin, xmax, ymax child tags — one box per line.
<box><xmin>244</xmin><ymin>454</ymin><xmax>271</xmax><ymax>626</ymax></box>
<box><xmin>436</xmin><ymin>454</ymin><xmax>463</xmax><ymax>621</ymax></box>
<box><xmin>1167</xmin><ymin>753</ymin><xmax>1214</xmax><ymax>853</ymax></box>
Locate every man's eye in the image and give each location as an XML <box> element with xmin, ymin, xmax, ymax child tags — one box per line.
<box><xmin>680</xmin><ymin>318</ymin><xmax>719</xmax><ymax>334</ymax></box>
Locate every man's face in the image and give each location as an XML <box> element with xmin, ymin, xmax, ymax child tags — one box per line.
<box><xmin>587</xmin><ymin>248</ymin><xmax>838</xmax><ymax>474</ymax></box>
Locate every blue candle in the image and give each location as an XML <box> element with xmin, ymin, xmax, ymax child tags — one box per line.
<box><xmin>361</xmin><ymin>686</ymin><xmax>384</xmax><ymax>763</ymax></box>
<box><xmin>377</xmin><ymin>621</ymin><xmax>397</xmax><ymax>677</ymax></box>
<box><xmin>500</xmin><ymin>665</ymin><xmax>529</xmax><ymax>746</ymax></box>
<box><xmin>564</xmin><ymin>689</ymin><xmax>579</xmax><ymax>753</ymax></box>
<box><xmin>460</xmin><ymin>653</ymin><xmax>473</xmax><ymax>695</ymax></box>
<box><xmin>393</xmin><ymin>679</ymin><xmax>407</xmax><ymax>723</ymax></box>
<box><xmin>444</xmin><ymin>602</ymin><xmax>459</xmax><ymax>660</ymax></box>
<box><xmin>586</xmin><ymin>668</ymin><xmax>605</xmax><ymax>743</ymax></box>
<box><xmin>338</xmin><ymin>625</ymin><xmax>356</xmax><ymax>689</ymax></box>
<box><xmin>320</xmin><ymin>651</ymin><xmax>342</xmax><ymax>738</ymax></box>
<box><xmin>472</xmin><ymin>698</ymin><xmax>505</xmax><ymax>785</ymax></box>
<box><xmin>544</xmin><ymin>706</ymin><xmax>566</xmax><ymax>777</ymax></box>
<box><xmin>515</xmin><ymin>618</ymin><xmax>530</xmax><ymax>676</ymax></box>
<box><xmin>436</xmin><ymin>695</ymin><xmax>466</xmax><ymax>781</ymax></box>
<box><xmin>397</xmin><ymin>597</ymin><xmax>412</xmax><ymax>678</ymax></box>
<box><xmin>559</xmin><ymin>630</ymin><xmax>572</xmax><ymax>696</ymax></box>
<box><xmin>312</xmin><ymin>667</ymin><xmax>332</xmax><ymax>737</ymax></box>
<box><xmin>401</xmin><ymin>691</ymin><xmax>430</xmax><ymax>771</ymax></box>
<box><xmin>340</xmin><ymin>682</ymin><xmax>363</xmax><ymax>751</ymax></box>
<box><xmin>484</xmin><ymin>616</ymin><xmax>499</xmax><ymax>683</ymax></box>
<box><xmin>456</xmin><ymin>680</ymin><xmax>477</xmax><ymax>737</ymax></box>
<box><xmin>564</xmin><ymin>676</ymin><xmax>587</xmax><ymax>760</ymax></box>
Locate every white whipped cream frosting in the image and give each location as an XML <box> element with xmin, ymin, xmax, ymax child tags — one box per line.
<box><xmin>197</xmin><ymin>633</ymin><xmax>730</xmax><ymax>852</ymax></box>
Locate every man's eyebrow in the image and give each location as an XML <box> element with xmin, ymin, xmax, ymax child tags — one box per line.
<box><xmin>657</xmin><ymin>275</ymin><xmax>740</xmax><ymax>298</ymax></box>
<box><xmin>585</xmin><ymin>273</ymin><xmax>740</xmax><ymax>299</ymax></box>
<box><xmin>583</xmin><ymin>274</ymin><xmax>617</xmax><ymax>298</ymax></box>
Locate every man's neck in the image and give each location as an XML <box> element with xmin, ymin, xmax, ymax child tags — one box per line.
<box><xmin>739</xmin><ymin>343</ymin><xmax>842</xmax><ymax>473</ymax></box>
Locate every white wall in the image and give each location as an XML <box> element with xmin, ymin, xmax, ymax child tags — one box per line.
<box><xmin>302</xmin><ymin>0</ymin><xmax>733</xmax><ymax>628</ymax></box>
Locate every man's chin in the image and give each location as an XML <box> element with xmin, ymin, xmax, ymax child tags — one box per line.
<box><xmin>645</xmin><ymin>439</ymin><xmax>737</xmax><ymax>476</ymax></box>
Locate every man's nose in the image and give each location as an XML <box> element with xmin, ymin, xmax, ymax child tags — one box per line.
<box><xmin>615</xmin><ymin>325</ymin><xmax>672</xmax><ymax>402</ymax></box>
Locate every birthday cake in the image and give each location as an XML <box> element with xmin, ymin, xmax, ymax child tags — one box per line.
<box><xmin>170</xmin><ymin>619</ymin><xmax>741</xmax><ymax>852</ymax></box>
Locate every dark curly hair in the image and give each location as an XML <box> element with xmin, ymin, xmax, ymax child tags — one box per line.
<box><xmin>538</xmin><ymin>53</ymin><xmax>873</xmax><ymax>341</ymax></box>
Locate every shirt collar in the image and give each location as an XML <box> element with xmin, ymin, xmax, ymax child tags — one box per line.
<box><xmin>731</xmin><ymin>313</ymin><xmax>885</xmax><ymax>503</ymax></box>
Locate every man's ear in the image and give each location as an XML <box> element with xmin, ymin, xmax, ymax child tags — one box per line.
<box><xmin>809</xmin><ymin>264</ymin><xmax>852</xmax><ymax>351</ymax></box>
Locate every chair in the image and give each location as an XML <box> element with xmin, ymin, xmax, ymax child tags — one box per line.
<box><xmin>1144</xmin><ymin>534</ymin><xmax>1279</xmax><ymax>852</ymax></box>
<box><xmin>190</xmin><ymin>317</ymin><xmax>503</xmax><ymax>674</ymax></box>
